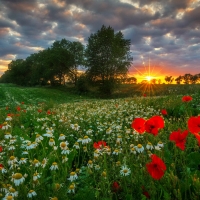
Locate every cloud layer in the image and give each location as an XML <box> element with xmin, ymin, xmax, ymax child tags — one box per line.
<box><xmin>0</xmin><ymin>0</ymin><xmax>200</xmax><ymax>77</ymax></box>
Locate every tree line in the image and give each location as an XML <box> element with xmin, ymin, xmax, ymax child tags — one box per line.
<box><xmin>0</xmin><ymin>25</ymin><xmax>132</xmax><ymax>94</ymax></box>
<box><xmin>0</xmin><ymin>25</ymin><xmax>199</xmax><ymax>94</ymax></box>
<box><xmin>165</xmin><ymin>74</ymin><xmax>200</xmax><ymax>84</ymax></box>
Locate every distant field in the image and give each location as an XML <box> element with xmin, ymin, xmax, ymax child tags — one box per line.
<box><xmin>0</xmin><ymin>83</ymin><xmax>200</xmax><ymax>105</ymax></box>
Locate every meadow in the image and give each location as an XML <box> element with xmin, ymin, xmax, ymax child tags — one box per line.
<box><xmin>0</xmin><ymin>83</ymin><xmax>200</xmax><ymax>200</ymax></box>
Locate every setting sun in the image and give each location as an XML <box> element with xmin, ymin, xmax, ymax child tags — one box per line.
<box><xmin>145</xmin><ymin>76</ymin><xmax>153</xmax><ymax>82</ymax></box>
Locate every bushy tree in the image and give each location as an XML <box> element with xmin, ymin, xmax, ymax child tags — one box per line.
<box><xmin>182</xmin><ymin>73</ymin><xmax>193</xmax><ymax>84</ymax></box>
<box><xmin>85</xmin><ymin>25</ymin><xmax>132</xmax><ymax>94</ymax></box>
<box><xmin>175</xmin><ymin>76</ymin><xmax>183</xmax><ymax>84</ymax></box>
<box><xmin>165</xmin><ymin>76</ymin><xmax>174</xmax><ymax>84</ymax></box>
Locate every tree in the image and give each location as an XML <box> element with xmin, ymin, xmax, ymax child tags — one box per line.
<box><xmin>182</xmin><ymin>73</ymin><xmax>193</xmax><ymax>84</ymax></box>
<box><xmin>190</xmin><ymin>74</ymin><xmax>199</xmax><ymax>84</ymax></box>
<box><xmin>175</xmin><ymin>76</ymin><xmax>183</xmax><ymax>84</ymax></box>
<box><xmin>157</xmin><ymin>79</ymin><xmax>162</xmax><ymax>84</ymax></box>
<box><xmin>85</xmin><ymin>25</ymin><xmax>132</xmax><ymax>94</ymax></box>
<box><xmin>7</xmin><ymin>59</ymin><xmax>31</xmax><ymax>85</ymax></box>
<box><xmin>150</xmin><ymin>79</ymin><xmax>157</xmax><ymax>84</ymax></box>
<box><xmin>165</xmin><ymin>76</ymin><xmax>174</xmax><ymax>84</ymax></box>
<box><xmin>49</xmin><ymin>39</ymin><xmax>74</xmax><ymax>85</ymax></box>
<box><xmin>67</xmin><ymin>41</ymin><xmax>85</xmax><ymax>85</ymax></box>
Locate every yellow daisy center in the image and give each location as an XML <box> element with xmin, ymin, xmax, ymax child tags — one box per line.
<box><xmin>10</xmin><ymin>156</ymin><xmax>15</xmax><ymax>160</ymax></box>
<box><xmin>69</xmin><ymin>184</ymin><xmax>75</xmax><ymax>189</ymax></box>
<box><xmin>70</xmin><ymin>172</ymin><xmax>76</xmax><ymax>176</ymax></box>
<box><xmin>9</xmin><ymin>188</ymin><xmax>16</xmax><ymax>192</ymax></box>
<box><xmin>137</xmin><ymin>144</ymin><xmax>142</xmax><ymax>148</ymax></box>
<box><xmin>13</xmin><ymin>173</ymin><xmax>23</xmax><ymax>179</ymax></box>
<box><xmin>33</xmin><ymin>159</ymin><xmax>39</xmax><ymax>164</ymax></box>
<box><xmin>88</xmin><ymin>160</ymin><xmax>93</xmax><ymax>164</ymax></box>
<box><xmin>6</xmin><ymin>196</ymin><xmax>13</xmax><ymax>200</ymax></box>
<box><xmin>60</xmin><ymin>142</ymin><xmax>66</xmax><ymax>148</ymax></box>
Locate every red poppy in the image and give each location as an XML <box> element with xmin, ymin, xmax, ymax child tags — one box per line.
<box><xmin>47</xmin><ymin>110</ymin><xmax>51</xmax><ymax>115</ymax></box>
<box><xmin>169</xmin><ymin>129</ymin><xmax>188</xmax><ymax>150</ymax></box>
<box><xmin>0</xmin><ymin>146</ymin><xmax>2</xmax><ymax>152</ymax></box>
<box><xmin>161</xmin><ymin>109</ymin><xmax>167</xmax><ymax>115</ymax></box>
<box><xmin>0</xmin><ymin>124</ymin><xmax>2</xmax><ymax>129</ymax></box>
<box><xmin>93</xmin><ymin>141</ymin><xmax>107</xmax><ymax>149</ymax></box>
<box><xmin>143</xmin><ymin>191</ymin><xmax>150</xmax><ymax>199</ymax></box>
<box><xmin>145</xmin><ymin>116</ymin><xmax>164</xmax><ymax>136</ymax></box>
<box><xmin>38</xmin><ymin>109</ymin><xmax>42</xmax><ymax>113</ymax></box>
<box><xmin>146</xmin><ymin>154</ymin><xmax>166</xmax><ymax>180</ymax></box>
<box><xmin>21</xmin><ymin>102</ymin><xmax>24</xmax><ymax>104</ymax></box>
<box><xmin>112</xmin><ymin>181</ymin><xmax>120</xmax><ymax>192</ymax></box>
<box><xmin>131</xmin><ymin>118</ymin><xmax>146</xmax><ymax>134</ymax></box>
<box><xmin>0</xmin><ymin>164</ymin><xmax>4</xmax><ymax>169</ymax></box>
<box><xmin>143</xmin><ymin>93</ymin><xmax>147</xmax><ymax>97</ymax></box>
<box><xmin>188</xmin><ymin>116</ymin><xmax>200</xmax><ymax>134</ymax></box>
<box><xmin>7</xmin><ymin>113</ymin><xmax>14</xmax><ymax>117</ymax></box>
<box><xmin>16</xmin><ymin>106</ymin><xmax>21</xmax><ymax>111</ymax></box>
<box><xmin>142</xmin><ymin>186</ymin><xmax>150</xmax><ymax>199</ymax></box>
<box><xmin>182</xmin><ymin>96</ymin><xmax>192</xmax><ymax>102</ymax></box>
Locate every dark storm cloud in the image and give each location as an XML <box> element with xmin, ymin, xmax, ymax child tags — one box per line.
<box><xmin>0</xmin><ymin>0</ymin><xmax>199</xmax><ymax>76</ymax></box>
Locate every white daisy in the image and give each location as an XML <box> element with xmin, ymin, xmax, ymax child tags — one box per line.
<box><xmin>8</xmin><ymin>187</ymin><xmax>18</xmax><ymax>197</ymax></box>
<box><xmin>27</xmin><ymin>190</ymin><xmax>37</xmax><ymax>198</ymax></box>
<box><xmin>8</xmin><ymin>145</ymin><xmax>15</xmax><ymax>151</ymax></box>
<box><xmin>120</xmin><ymin>165</ymin><xmax>131</xmax><ymax>176</ymax></box>
<box><xmin>135</xmin><ymin>144</ymin><xmax>144</xmax><ymax>153</ymax></box>
<box><xmin>70</xmin><ymin>124</ymin><xmax>80</xmax><ymax>131</ymax></box>
<box><xmin>2</xmin><ymin>122</ymin><xmax>11</xmax><ymax>130</ymax></box>
<box><xmin>5</xmin><ymin>116</ymin><xmax>12</xmax><ymax>121</ymax></box>
<box><xmin>50</xmin><ymin>162</ymin><xmax>59</xmax><ymax>170</ymax></box>
<box><xmin>8</xmin><ymin>156</ymin><xmax>18</xmax><ymax>166</ymax></box>
<box><xmin>62</xmin><ymin>156</ymin><xmax>68</xmax><ymax>163</ymax></box>
<box><xmin>2</xmin><ymin>195</ymin><xmax>14</xmax><ymax>200</ymax></box>
<box><xmin>68</xmin><ymin>183</ymin><xmax>75</xmax><ymax>193</ymax></box>
<box><xmin>32</xmin><ymin>159</ymin><xmax>40</xmax><ymax>167</ymax></box>
<box><xmin>41</xmin><ymin>158</ymin><xmax>48</xmax><ymax>168</ymax></box>
<box><xmin>58</xmin><ymin>134</ymin><xmax>66</xmax><ymax>140</ymax></box>
<box><xmin>4</xmin><ymin>132</ymin><xmax>12</xmax><ymax>139</ymax></box>
<box><xmin>157</xmin><ymin>141</ymin><xmax>164</xmax><ymax>148</ymax></box>
<box><xmin>49</xmin><ymin>138</ymin><xmax>55</xmax><ymax>146</ymax></box>
<box><xmin>146</xmin><ymin>142</ymin><xmax>154</xmax><ymax>150</ymax></box>
<box><xmin>68</xmin><ymin>172</ymin><xmax>78</xmax><ymax>182</ymax></box>
<box><xmin>35</xmin><ymin>134</ymin><xmax>44</xmax><ymax>142</ymax></box>
<box><xmin>73</xmin><ymin>142</ymin><xmax>80</xmax><ymax>149</ymax></box>
<box><xmin>11</xmin><ymin>173</ymin><xmax>25</xmax><ymax>186</ymax></box>
<box><xmin>87</xmin><ymin>160</ymin><xmax>93</xmax><ymax>168</ymax></box>
<box><xmin>18</xmin><ymin>158</ymin><xmax>28</xmax><ymax>165</ymax></box>
<box><xmin>82</xmin><ymin>136</ymin><xmax>92</xmax><ymax>144</ymax></box>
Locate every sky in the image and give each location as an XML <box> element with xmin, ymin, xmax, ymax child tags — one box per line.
<box><xmin>0</xmin><ymin>0</ymin><xmax>200</xmax><ymax>82</ymax></box>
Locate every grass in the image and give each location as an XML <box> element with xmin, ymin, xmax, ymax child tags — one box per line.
<box><xmin>0</xmin><ymin>83</ymin><xmax>200</xmax><ymax>199</ymax></box>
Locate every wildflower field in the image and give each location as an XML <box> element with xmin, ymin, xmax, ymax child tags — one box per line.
<box><xmin>0</xmin><ymin>84</ymin><xmax>200</xmax><ymax>200</ymax></box>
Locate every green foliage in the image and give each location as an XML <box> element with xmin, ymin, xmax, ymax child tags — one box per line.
<box><xmin>76</xmin><ymin>74</ymin><xmax>89</xmax><ymax>94</ymax></box>
<box><xmin>85</xmin><ymin>25</ymin><xmax>132</xmax><ymax>95</ymax></box>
